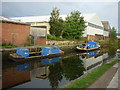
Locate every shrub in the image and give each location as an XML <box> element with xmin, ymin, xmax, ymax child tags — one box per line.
<box><xmin>47</xmin><ymin>34</ymin><xmax>66</xmax><ymax>41</ymax></box>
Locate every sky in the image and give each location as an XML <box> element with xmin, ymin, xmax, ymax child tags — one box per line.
<box><xmin>1</xmin><ymin>1</ymin><xmax>119</xmax><ymax>33</ymax></box>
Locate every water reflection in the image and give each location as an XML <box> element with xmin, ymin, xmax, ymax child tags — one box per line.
<box><xmin>2</xmin><ymin>65</ymin><xmax>30</xmax><ymax>89</ymax></box>
<box><xmin>2</xmin><ymin>47</ymin><xmax>118</xmax><ymax>89</ymax></box>
<box><xmin>16</xmin><ymin>63</ymin><xmax>29</xmax><ymax>71</ymax></box>
<box><xmin>79</xmin><ymin>50</ymin><xmax>103</xmax><ymax>71</ymax></box>
<box><xmin>62</xmin><ymin>56</ymin><xmax>85</xmax><ymax>80</ymax></box>
<box><xmin>41</xmin><ymin>57</ymin><xmax>60</xmax><ymax>65</ymax></box>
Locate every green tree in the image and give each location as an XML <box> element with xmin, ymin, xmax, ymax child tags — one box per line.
<box><xmin>63</xmin><ymin>10</ymin><xmax>86</xmax><ymax>40</ymax></box>
<box><xmin>49</xmin><ymin>8</ymin><xmax>64</xmax><ymax>38</ymax></box>
<box><xmin>109</xmin><ymin>27</ymin><xmax>117</xmax><ymax>41</ymax></box>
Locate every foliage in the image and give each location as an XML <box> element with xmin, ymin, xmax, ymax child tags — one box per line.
<box><xmin>49</xmin><ymin>7</ymin><xmax>64</xmax><ymax>38</ymax></box>
<box><xmin>63</xmin><ymin>10</ymin><xmax>86</xmax><ymax>40</ymax></box>
<box><xmin>47</xmin><ymin>34</ymin><xmax>67</xmax><ymax>41</ymax></box>
<box><xmin>64</xmin><ymin>59</ymin><xmax>119</xmax><ymax>88</ymax></box>
<box><xmin>2</xmin><ymin>42</ymin><xmax>17</xmax><ymax>48</ymax></box>
<box><xmin>48</xmin><ymin>62</ymin><xmax>63</xmax><ymax>88</ymax></box>
<box><xmin>109</xmin><ymin>27</ymin><xmax>117</xmax><ymax>41</ymax></box>
<box><xmin>62</xmin><ymin>56</ymin><xmax>85</xmax><ymax>80</ymax></box>
<box><xmin>24</xmin><ymin>36</ymin><xmax>34</xmax><ymax>46</ymax></box>
<box><xmin>26</xmin><ymin>36</ymin><xmax>31</xmax><ymax>42</ymax></box>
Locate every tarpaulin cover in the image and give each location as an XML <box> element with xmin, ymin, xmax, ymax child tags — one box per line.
<box><xmin>41</xmin><ymin>46</ymin><xmax>61</xmax><ymax>55</ymax></box>
<box><xmin>16</xmin><ymin>48</ymin><xmax>29</xmax><ymax>57</ymax></box>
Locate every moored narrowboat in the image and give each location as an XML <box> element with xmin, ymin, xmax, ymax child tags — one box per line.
<box><xmin>76</xmin><ymin>41</ymin><xmax>100</xmax><ymax>51</ymax></box>
<box><xmin>9</xmin><ymin>46</ymin><xmax>64</xmax><ymax>62</ymax></box>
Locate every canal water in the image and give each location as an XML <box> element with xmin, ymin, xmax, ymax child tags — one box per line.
<box><xmin>2</xmin><ymin>47</ymin><xmax>120</xmax><ymax>89</ymax></box>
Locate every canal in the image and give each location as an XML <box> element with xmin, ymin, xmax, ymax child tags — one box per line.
<box><xmin>2</xmin><ymin>46</ymin><xmax>120</xmax><ymax>89</ymax></box>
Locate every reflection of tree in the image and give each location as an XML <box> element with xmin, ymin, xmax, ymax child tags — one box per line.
<box><xmin>108</xmin><ymin>47</ymin><xmax>117</xmax><ymax>59</ymax></box>
<box><xmin>61</xmin><ymin>56</ymin><xmax>85</xmax><ymax>80</ymax></box>
<box><xmin>48</xmin><ymin>63</ymin><xmax>62</xmax><ymax>88</ymax></box>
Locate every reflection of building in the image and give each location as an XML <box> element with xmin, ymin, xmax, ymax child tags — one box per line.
<box><xmin>30</xmin><ymin>66</ymin><xmax>49</xmax><ymax>79</ymax></box>
<box><xmin>116</xmin><ymin>49</ymin><xmax>120</xmax><ymax>58</ymax></box>
<box><xmin>117</xmin><ymin>33</ymin><xmax>120</xmax><ymax>41</ymax></box>
<box><xmin>0</xmin><ymin>16</ymin><xmax>30</xmax><ymax>46</ymax></box>
<box><xmin>102</xmin><ymin>53</ymin><xmax>108</xmax><ymax>60</ymax></box>
<box><xmin>2</xmin><ymin>67</ymin><xmax>30</xmax><ymax>89</ymax></box>
<box><xmin>81</xmin><ymin>55</ymin><xmax>103</xmax><ymax>71</ymax></box>
<box><xmin>79</xmin><ymin>51</ymin><xmax>103</xmax><ymax>71</ymax></box>
<box><xmin>11</xmin><ymin>13</ymin><xmax>110</xmax><ymax>41</ymax></box>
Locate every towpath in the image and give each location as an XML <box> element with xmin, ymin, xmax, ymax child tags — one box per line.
<box><xmin>89</xmin><ymin>62</ymin><xmax>119</xmax><ymax>89</ymax></box>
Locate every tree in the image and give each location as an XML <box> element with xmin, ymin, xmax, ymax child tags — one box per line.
<box><xmin>63</xmin><ymin>10</ymin><xmax>86</xmax><ymax>40</ymax></box>
<box><xmin>49</xmin><ymin>8</ymin><xmax>64</xmax><ymax>38</ymax></box>
<box><xmin>109</xmin><ymin>27</ymin><xmax>117</xmax><ymax>41</ymax></box>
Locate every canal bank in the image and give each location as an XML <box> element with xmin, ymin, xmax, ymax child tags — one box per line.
<box><xmin>0</xmin><ymin>42</ymin><xmax>117</xmax><ymax>52</ymax></box>
<box><xmin>2</xmin><ymin>44</ymin><xmax>119</xmax><ymax>89</ymax></box>
<box><xmin>63</xmin><ymin>58</ymin><xmax>119</xmax><ymax>88</ymax></box>
<box><xmin>0</xmin><ymin>44</ymin><xmax>79</xmax><ymax>52</ymax></box>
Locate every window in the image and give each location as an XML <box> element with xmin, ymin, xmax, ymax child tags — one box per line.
<box><xmin>88</xmin><ymin>22</ymin><xmax>104</xmax><ymax>30</ymax></box>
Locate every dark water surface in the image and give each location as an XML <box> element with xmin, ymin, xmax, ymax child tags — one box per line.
<box><xmin>2</xmin><ymin>47</ymin><xmax>120</xmax><ymax>89</ymax></box>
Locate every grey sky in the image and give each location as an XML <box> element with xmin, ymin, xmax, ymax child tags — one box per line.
<box><xmin>2</xmin><ymin>2</ymin><xmax>119</xmax><ymax>32</ymax></box>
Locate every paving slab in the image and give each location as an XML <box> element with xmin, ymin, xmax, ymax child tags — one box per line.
<box><xmin>107</xmin><ymin>71</ymin><xmax>118</xmax><ymax>88</ymax></box>
<box><xmin>89</xmin><ymin>66</ymin><xmax>118</xmax><ymax>88</ymax></box>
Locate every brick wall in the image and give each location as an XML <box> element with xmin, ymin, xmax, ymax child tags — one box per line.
<box><xmin>103</xmin><ymin>36</ymin><xmax>109</xmax><ymax>41</ymax></box>
<box><xmin>87</xmin><ymin>35</ymin><xmax>104</xmax><ymax>41</ymax></box>
<box><xmin>95</xmin><ymin>34</ymin><xmax>104</xmax><ymax>40</ymax></box>
<box><xmin>1</xmin><ymin>22</ymin><xmax>30</xmax><ymax>46</ymax></box>
<box><xmin>36</xmin><ymin>37</ymin><xmax>46</xmax><ymax>45</ymax></box>
<box><xmin>87</xmin><ymin>35</ymin><xmax>95</xmax><ymax>41</ymax></box>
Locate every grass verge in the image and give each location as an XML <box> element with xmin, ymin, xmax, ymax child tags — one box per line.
<box><xmin>64</xmin><ymin>59</ymin><xmax>119</xmax><ymax>88</ymax></box>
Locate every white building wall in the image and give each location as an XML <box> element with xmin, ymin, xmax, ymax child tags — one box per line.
<box><xmin>89</xmin><ymin>14</ymin><xmax>103</xmax><ymax>26</ymax></box>
<box><xmin>103</xmin><ymin>31</ymin><xmax>109</xmax><ymax>37</ymax></box>
<box><xmin>82</xmin><ymin>14</ymin><xmax>104</xmax><ymax>37</ymax></box>
<box><xmin>83</xmin><ymin>26</ymin><xmax>104</xmax><ymax>37</ymax></box>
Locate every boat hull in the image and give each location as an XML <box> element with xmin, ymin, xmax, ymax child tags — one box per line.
<box><xmin>76</xmin><ymin>46</ymin><xmax>100</xmax><ymax>51</ymax></box>
<box><xmin>9</xmin><ymin>51</ymin><xmax>64</xmax><ymax>62</ymax></box>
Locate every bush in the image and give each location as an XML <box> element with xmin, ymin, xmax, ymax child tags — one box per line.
<box><xmin>2</xmin><ymin>42</ymin><xmax>17</xmax><ymax>48</ymax></box>
<box><xmin>2</xmin><ymin>43</ymin><xmax>7</xmax><ymax>46</ymax></box>
<box><xmin>47</xmin><ymin>34</ymin><xmax>66</xmax><ymax>41</ymax></box>
<box><xmin>47</xmin><ymin>34</ymin><xmax>58</xmax><ymax>40</ymax></box>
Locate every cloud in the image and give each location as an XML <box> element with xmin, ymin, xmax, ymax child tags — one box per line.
<box><xmin>2</xmin><ymin>2</ymin><xmax>118</xmax><ymax>31</ymax></box>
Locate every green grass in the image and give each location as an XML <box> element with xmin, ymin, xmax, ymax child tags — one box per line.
<box><xmin>64</xmin><ymin>59</ymin><xmax>119</xmax><ymax>88</ymax></box>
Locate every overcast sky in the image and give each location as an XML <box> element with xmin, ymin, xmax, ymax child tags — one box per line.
<box><xmin>1</xmin><ymin>1</ymin><xmax>119</xmax><ymax>32</ymax></box>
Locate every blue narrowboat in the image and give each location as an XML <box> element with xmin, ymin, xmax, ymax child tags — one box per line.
<box><xmin>76</xmin><ymin>41</ymin><xmax>100</xmax><ymax>51</ymax></box>
<box><xmin>9</xmin><ymin>46</ymin><xmax>64</xmax><ymax>62</ymax></box>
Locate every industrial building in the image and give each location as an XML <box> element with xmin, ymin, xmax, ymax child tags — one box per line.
<box><xmin>11</xmin><ymin>13</ymin><xmax>110</xmax><ymax>41</ymax></box>
<box><xmin>0</xmin><ymin>16</ymin><xmax>30</xmax><ymax>46</ymax></box>
<box><xmin>0</xmin><ymin>16</ymin><xmax>47</xmax><ymax>46</ymax></box>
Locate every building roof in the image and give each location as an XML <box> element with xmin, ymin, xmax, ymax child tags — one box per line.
<box><xmin>11</xmin><ymin>13</ymin><xmax>97</xmax><ymax>23</ymax></box>
<box><xmin>0</xmin><ymin>16</ymin><xmax>30</xmax><ymax>25</ymax></box>
<box><xmin>101</xmin><ymin>21</ymin><xmax>111</xmax><ymax>31</ymax></box>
